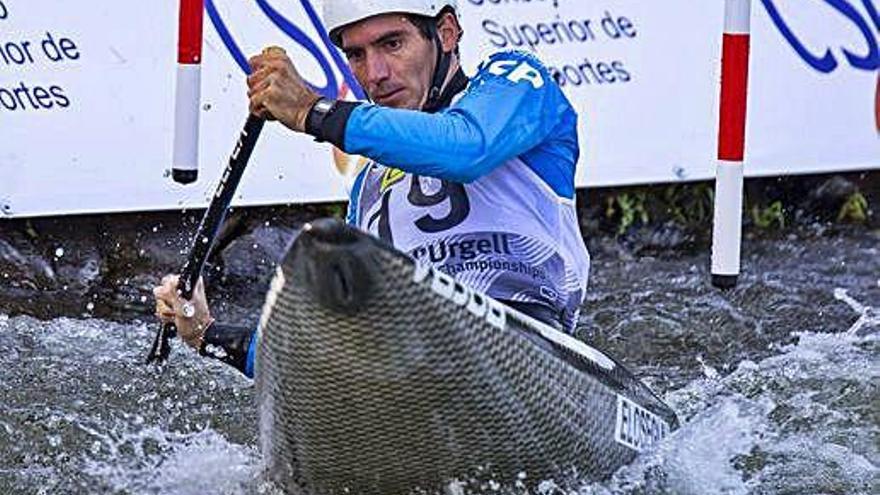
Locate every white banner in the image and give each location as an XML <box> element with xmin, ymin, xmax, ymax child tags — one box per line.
<box><xmin>748</xmin><ymin>0</ymin><xmax>879</xmax><ymax>177</ymax></box>
<box><xmin>0</xmin><ymin>0</ymin><xmax>877</xmax><ymax>218</ymax></box>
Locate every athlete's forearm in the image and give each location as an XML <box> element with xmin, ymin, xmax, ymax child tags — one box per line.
<box><xmin>307</xmin><ymin>53</ymin><xmax>572</xmax><ymax>183</ymax></box>
<box><xmin>199</xmin><ymin>323</ymin><xmax>257</xmax><ymax>378</ymax></box>
<box><xmin>343</xmin><ymin>105</ymin><xmax>544</xmax><ymax>183</ymax></box>
<box><xmin>308</xmin><ymin>101</ymin><xmax>501</xmax><ymax>182</ymax></box>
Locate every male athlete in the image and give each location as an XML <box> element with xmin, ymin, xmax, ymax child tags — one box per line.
<box><xmin>154</xmin><ymin>0</ymin><xmax>590</xmax><ymax>377</ymax></box>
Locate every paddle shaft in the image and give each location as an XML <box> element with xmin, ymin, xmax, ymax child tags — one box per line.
<box><xmin>146</xmin><ymin>114</ymin><xmax>265</xmax><ymax>363</ymax></box>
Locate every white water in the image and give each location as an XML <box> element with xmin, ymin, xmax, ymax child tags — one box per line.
<box><xmin>1</xmin><ymin>289</ymin><xmax>878</xmax><ymax>494</ymax></box>
<box><xmin>574</xmin><ymin>330</ymin><xmax>879</xmax><ymax>495</ymax></box>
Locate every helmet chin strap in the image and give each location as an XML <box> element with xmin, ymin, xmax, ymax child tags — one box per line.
<box><xmin>422</xmin><ymin>24</ymin><xmax>452</xmax><ymax>113</ymax></box>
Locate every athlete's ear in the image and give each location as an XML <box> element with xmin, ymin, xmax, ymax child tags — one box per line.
<box><xmin>436</xmin><ymin>12</ymin><xmax>461</xmax><ymax>54</ymax></box>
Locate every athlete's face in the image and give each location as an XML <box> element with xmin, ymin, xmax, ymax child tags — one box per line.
<box><xmin>340</xmin><ymin>14</ymin><xmax>437</xmax><ymax>110</ymax></box>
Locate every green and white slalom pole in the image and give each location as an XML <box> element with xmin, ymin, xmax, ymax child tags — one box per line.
<box><xmin>711</xmin><ymin>0</ymin><xmax>752</xmax><ymax>289</ymax></box>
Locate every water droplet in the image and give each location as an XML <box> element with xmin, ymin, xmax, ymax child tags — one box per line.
<box><xmin>86</xmin><ymin>302</ymin><xmax>95</xmax><ymax>312</ymax></box>
<box><xmin>54</xmin><ymin>247</ymin><xmax>64</xmax><ymax>258</ymax></box>
<box><xmin>140</xmin><ymin>295</ymin><xmax>148</xmax><ymax>303</ymax></box>
<box><xmin>152</xmin><ymin>226</ymin><xmax>159</xmax><ymax>233</ymax></box>
<box><xmin>47</xmin><ymin>435</ymin><xmax>61</xmax><ymax>448</ymax></box>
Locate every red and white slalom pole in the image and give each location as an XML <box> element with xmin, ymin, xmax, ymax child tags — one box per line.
<box><xmin>172</xmin><ymin>0</ymin><xmax>204</xmax><ymax>184</ymax></box>
<box><xmin>711</xmin><ymin>0</ymin><xmax>751</xmax><ymax>289</ymax></box>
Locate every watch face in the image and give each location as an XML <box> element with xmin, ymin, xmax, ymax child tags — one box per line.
<box><xmin>315</xmin><ymin>99</ymin><xmax>334</xmax><ymax>114</ymax></box>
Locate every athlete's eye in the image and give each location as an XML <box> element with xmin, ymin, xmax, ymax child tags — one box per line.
<box><xmin>344</xmin><ymin>49</ymin><xmax>364</xmax><ymax>63</ymax></box>
<box><xmin>384</xmin><ymin>38</ymin><xmax>402</xmax><ymax>51</ymax></box>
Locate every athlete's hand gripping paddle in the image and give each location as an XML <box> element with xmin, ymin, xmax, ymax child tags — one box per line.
<box><xmin>146</xmin><ymin>114</ymin><xmax>265</xmax><ymax>363</ymax></box>
<box><xmin>146</xmin><ymin>46</ymin><xmax>287</xmax><ymax>364</ymax></box>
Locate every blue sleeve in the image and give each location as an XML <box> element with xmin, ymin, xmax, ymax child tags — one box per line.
<box><xmin>244</xmin><ymin>329</ymin><xmax>257</xmax><ymax>379</ymax></box>
<box><xmin>343</xmin><ymin>50</ymin><xmax>576</xmax><ymax>183</ymax></box>
<box><xmin>346</xmin><ymin>165</ymin><xmax>368</xmax><ymax>226</ymax></box>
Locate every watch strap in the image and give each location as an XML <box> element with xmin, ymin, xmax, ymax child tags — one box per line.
<box><xmin>304</xmin><ymin>98</ymin><xmax>362</xmax><ymax>148</ymax></box>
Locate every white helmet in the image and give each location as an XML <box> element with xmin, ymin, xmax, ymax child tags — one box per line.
<box><xmin>324</xmin><ymin>0</ymin><xmax>458</xmax><ymax>46</ymax></box>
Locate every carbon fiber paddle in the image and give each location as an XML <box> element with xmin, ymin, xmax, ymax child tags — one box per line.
<box><xmin>146</xmin><ymin>114</ymin><xmax>265</xmax><ymax>363</ymax></box>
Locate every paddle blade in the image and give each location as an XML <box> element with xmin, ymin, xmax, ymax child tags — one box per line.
<box><xmin>146</xmin><ymin>323</ymin><xmax>175</xmax><ymax>364</ymax></box>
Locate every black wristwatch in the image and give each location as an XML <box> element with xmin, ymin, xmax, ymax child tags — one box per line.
<box><xmin>305</xmin><ymin>97</ymin><xmax>336</xmax><ymax>140</ymax></box>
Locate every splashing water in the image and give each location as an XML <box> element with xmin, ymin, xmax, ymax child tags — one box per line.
<box><xmin>83</xmin><ymin>428</ymin><xmax>263</xmax><ymax>495</ymax></box>
<box><xmin>1</xmin><ymin>311</ymin><xmax>876</xmax><ymax>494</ymax></box>
<box><xmin>573</xmin><ymin>330</ymin><xmax>879</xmax><ymax>495</ymax></box>
<box><xmin>834</xmin><ymin>288</ymin><xmax>880</xmax><ymax>335</ymax></box>
<box><xmin>1</xmin><ymin>232</ymin><xmax>878</xmax><ymax>494</ymax></box>
<box><xmin>0</xmin><ymin>316</ymin><xmax>264</xmax><ymax>494</ymax></box>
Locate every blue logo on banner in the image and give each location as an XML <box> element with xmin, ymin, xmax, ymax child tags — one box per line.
<box><xmin>761</xmin><ymin>0</ymin><xmax>879</xmax><ymax>73</ymax></box>
<box><xmin>204</xmin><ymin>0</ymin><xmax>366</xmax><ymax>99</ymax></box>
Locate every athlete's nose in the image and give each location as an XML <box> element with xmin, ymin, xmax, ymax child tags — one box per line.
<box><xmin>365</xmin><ymin>52</ymin><xmax>391</xmax><ymax>88</ymax></box>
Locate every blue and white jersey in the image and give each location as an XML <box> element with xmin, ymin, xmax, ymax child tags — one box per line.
<box><xmin>342</xmin><ymin>50</ymin><xmax>590</xmax><ymax>332</ymax></box>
